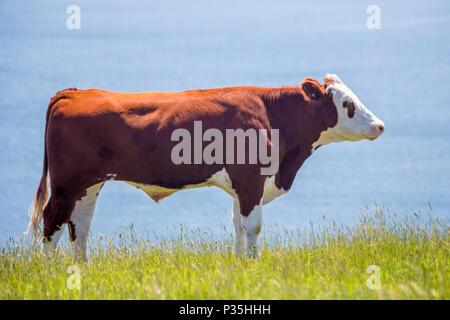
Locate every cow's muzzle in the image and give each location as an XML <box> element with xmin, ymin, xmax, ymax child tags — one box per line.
<box><xmin>367</xmin><ymin>122</ymin><xmax>385</xmax><ymax>140</ymax></box>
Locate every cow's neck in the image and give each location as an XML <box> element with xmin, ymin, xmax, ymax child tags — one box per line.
<box><xmin>260</xmin><ymin>87</ymin><xmax>326</xmax><ymax>191</ymax></box>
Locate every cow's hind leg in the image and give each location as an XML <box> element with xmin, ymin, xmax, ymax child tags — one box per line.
<box><xmin>42</xmin><ymin>190</ymin><xmax>77</xmax><ymax>255</ymax></box>
<box><xmin>68</xmin><ymin>183</ymin><xmax>103</xmax><ymax>260</ymax></box>
<box><xmin>42</xmin><ymin>224</ymin><xmax>65</xmax><ymax>255</ymax></box>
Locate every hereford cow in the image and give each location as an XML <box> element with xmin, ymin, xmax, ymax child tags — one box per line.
<box><xmin>27</xmin><ymin>74</ymin><xmax>384</xmax><ymax>258</ymax></box>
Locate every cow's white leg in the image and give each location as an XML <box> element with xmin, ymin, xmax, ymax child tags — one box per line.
<box><xmin>41</xmin><ymin>226</ymin><xmax>65</xmax><ymax>255</ymax></box>
<box><xmin>232</xmin><ymin>198</ymin><xmax>246</xmax><ymax>255</ymax></box>
<box><xmin>242</xmin><ymin>202</ymin><xmax>263</xmax><ymax>258</ymax></box>
<box><xmin>69</xmin><ymin>183</ymin><xmax>103</xmax><ymax>260</ymax></box>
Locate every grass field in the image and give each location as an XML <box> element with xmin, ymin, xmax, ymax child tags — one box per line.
<box><xmin>1</xmin><ymin>206</ymin><xmax>448</xmax><ymax>299</ymax></box>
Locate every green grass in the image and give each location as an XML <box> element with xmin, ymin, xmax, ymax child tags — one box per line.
<box><xmin>1</xmin><ymin>206</ymin><xmax>448</xmax><ymax>299</ymax></box>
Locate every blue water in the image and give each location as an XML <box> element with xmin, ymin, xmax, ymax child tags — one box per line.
<box><xmin>1</xmin><ymin>0</ymin><xmax>449</xmax><ymax>242</ymax></box>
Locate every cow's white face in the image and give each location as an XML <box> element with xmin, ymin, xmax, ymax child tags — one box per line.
<box><xmin>315</xmin><ymin>74</ymin><xmax>384</xmax><ymax>147</ymax></box>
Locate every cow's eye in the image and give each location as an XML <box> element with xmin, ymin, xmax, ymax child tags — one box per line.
<box><xmin>311</xmin><ymin>92</ymin><xmax>321</xmax><ymax>100</ymax></box>
<box><xmin>343</xmin><ymin>101</ymin><xmax>355</xmax><ymax>118</ymax></box>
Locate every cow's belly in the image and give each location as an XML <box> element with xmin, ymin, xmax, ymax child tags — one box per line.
<box><xmin>124</xmin><ymin>169</ymin><xmax>287</xmax><ymax>205</ymax></box>
<box><xmin>126</xmin><ymin>182</ymin><xmax>180</xmax><ymax>202</ymax></box>
<box><xmin>125</xmin><ymin>168</ymin><xmax>237</xmax><ymax>202</ymax></box>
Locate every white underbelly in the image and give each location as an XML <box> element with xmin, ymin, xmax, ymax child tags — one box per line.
<box><xmin>126</xmin><ymin>168</ymin><xmax>237</xmax><ymax>202</ymax></box>
<box><xmin>262</xmin><ymin>175</ymin><xmax>287</xmax><ymax>204</ymax></box>
<box><xmin>121</xmin><ymin>169</ymin><xmax>287</xmax><ymax>204</ymax></box>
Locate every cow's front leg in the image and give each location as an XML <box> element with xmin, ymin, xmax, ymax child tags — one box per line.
<box><xmin>242</xmin><ymin>202</ymin><xmax>262</xmax><ymax>258</ymax></box>
<box><xmin>232</xmin><ymin>199</ymin><xmax>262</xmax><ymax>258</ymax></box>
<box><xmin>228</xmin><ymin>171</ymin><xmax>265</xmax><ymax>258</ymax></box>
<box><xmin>232</xmin><ymin>198</ymin><xmax>246</xmax><ymax>255</ymax></box>
<box><xmin>233</xmin><ymin>196</ymin><xmax>263</xmax><ymax>258</ymax></box>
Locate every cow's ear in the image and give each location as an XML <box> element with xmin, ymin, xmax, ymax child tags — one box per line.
<box><xmin>301</xmin><ymin>78</ymin><xmax>323</xmax><ymax>100</ymax></box>
<box><xmin>324</xmin><ymin>74</ymin><xmax>343</xmax><ymax>88</ymax></box>
<box><xmin>324</xmin><ymin>77</ymin><xmax>334</xmax><ymax>89</ymax></box>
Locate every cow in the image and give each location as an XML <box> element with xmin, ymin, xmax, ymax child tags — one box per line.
<box><xmin>27</xmin><ymin>74</ymin><xmax>384</xmax><ymax>259</ymax></box>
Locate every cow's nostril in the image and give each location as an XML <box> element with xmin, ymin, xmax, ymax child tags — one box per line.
<box><xmin>378</xmin><ymin>124</ymin><xmax>385</xmax><ymax>134</ymax></box>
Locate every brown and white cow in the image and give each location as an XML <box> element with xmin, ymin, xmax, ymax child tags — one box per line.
<box><xmin>27</xmin><ymin>74</ymin><xmax>384</xmax><ymax>258</ymax></box>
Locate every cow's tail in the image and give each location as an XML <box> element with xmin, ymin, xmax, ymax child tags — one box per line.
<box><xmin>26</xmin><ymin>88</ymin><xmax>77</xmax><ymax>237</ymax></box>
<box><xmin>26</xmin><ymin>145</ymin><xmax>49</xmax><ymax>237</ymax></box>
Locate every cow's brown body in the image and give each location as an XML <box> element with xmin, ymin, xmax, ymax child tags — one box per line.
<box><xmin>36</xmin><ymin>82</ymin><xmax>337</xmax><ymax>242</ymax></box>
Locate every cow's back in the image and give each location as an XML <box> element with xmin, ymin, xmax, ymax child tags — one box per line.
<box><xmin>46</xmin><ymin>87</ymin><xmax>269</xmax><ymax>190</ymax></box>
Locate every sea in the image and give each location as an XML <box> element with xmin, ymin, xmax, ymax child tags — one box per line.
<box><xmin>0</xmin><ymin>0</ymin><xmax>449</xmax><ymax>243</ymax></box>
